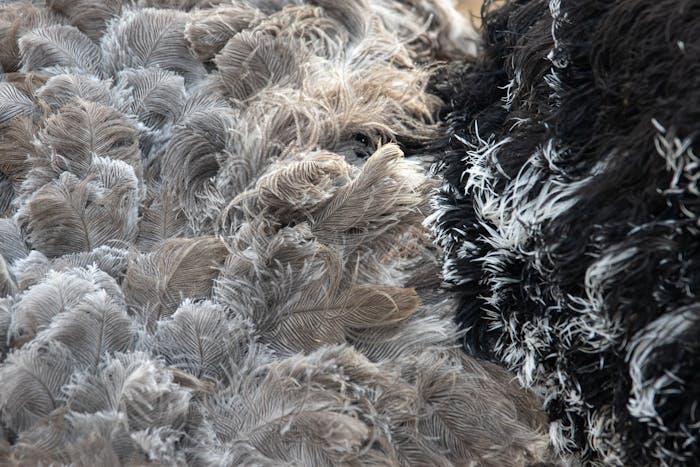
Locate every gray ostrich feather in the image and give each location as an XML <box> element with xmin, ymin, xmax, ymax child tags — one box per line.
<box><xmin>0</xmin><ymin>1</ymin><xmax>558</xmax><ymax>465</ymax></box>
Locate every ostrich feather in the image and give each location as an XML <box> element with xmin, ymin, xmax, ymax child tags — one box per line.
<box><xmin>0</xmin><ymin>218</ymin><xmax>29</xmax><ymax>265</ymax></box>
<box><xmin>50</xmin><ymin>245</ymin><xmax>129</xmax><ymax>282</ymax></box>
<box><xmin>215</xmin><ymin>225</ymin><xmax>419</xmax><ymax>354</ymax></box>
<box><xmin>115</xmin><ymin>67</ymin><xmax>185</xmax><ymax>130</ymax></box>
<box><xmin>0</xmin><ymin>2</ymin><xmax>67</xmax><ymax>72</ymax></box>
<box><xmin>0</xmin><ymin>82</ymin><xmax>34</xmax><ymax>124</ymax></box>
<box><xmin>8</xmin><ymin>266</ymin><xmax>124</xmax><ymax>345</ymax></box>
<box><xmin>213</xmin><ymin>30</ymin><xmax>305</xmax><ymax>101</ymax></box>
<box><xmin>36</xmin><ymin>73</ymin><xmax>114</xmax><ymax>112</ymax></box>
<box><xmin>185</xmin><ymin>3</ymin><xmax>264</xmax><ymax>61</ymax></box>
<box><xmin>65</xmin><ymin>351</ymin><xmax>191</xmax><ymax>432</ymax></box>
<box><xmin>135</xmin><ymin>182</ymin><xmax>187</xmax><ymax>251</ymax></box>
<box><xmin>0</xmin><ymin>340</ymin><xmax>74</xmax><ymax>433</ymax></box>
<box><xmin>12</xmin><ymin>409</ymin><xmax>158</xmax><ymax>466</ymax></box>
<box><xmin>47</xmin><ymin>0</ymin><xmax>124</xmax><ymax>42</ymax></box>
<box><xmin>18</xmin><ymin>24</ymin><xmax>102</xmax><ymax>75</ymax></box>
<box><xmin>122</xmin><ymin>237</ymin><xmax>228</xmax><ymax>324</ymax></box>
<box><xmin>159</xmin><ymin>104</ymin><xmax>234</xmax><ymax>223</ymax></box>
<box><xmin>36</xmin><ymin>100</ymin><xmax>141</xmax><ymax>175</ymax></box>
<box><xmin>310</xmin><ymin>144</ymin><xmax>432</xmax><ymax>260</ymax></box>
<box><xmin>24</xmin><ymin>163</ymin><xmax>139</xmax><ymax>258</ymax></box>
<box><xmin>0</xmin><ymin>256</ymin><xmax>18</xmax><ymax>298</ymax></box>
<box><xmin>0</xmin><ymin>115</ymin><xmax>37</xmax><ymax>193</ymax></box>
<box><xmin>101</xmin><ymin>8</ymin><xmax>206</xmax><ymax>83</ymax></box>
<box><xmin>193</xmin><ymin>346</ymin><xmax>390</xmax><ymax>466</ymax></box>
<box><xmin>153</xmin><ymin>300</ymin><xmax>253</xmax><ymax>383</ymax></box>
<box><xmin>35</xmin><ymin>289</ymin><xmax>135</xmax><ymax>370</ymax></box>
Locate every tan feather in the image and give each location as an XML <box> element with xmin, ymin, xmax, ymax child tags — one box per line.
<box><xmin>135</xmin><ymin>182</ymin><xmax>187</xmax><ymax>251</ymax></box>
<box><xmin>37</xmin><ymin>73</ymin><xmax>114</xmax><ymax>112</ymax></box>
<box><xmin>122</xmin><ymin>236</ymin><xmax>228</xmax><ymax>325</ymax></box>
<box><xmin>101</xmin><ymin>8</ymin><xmax>206</xmax><ymax>83</ymax></box>
<box><xmin>19</xmin><ymin>25</ymin><xmax>102</xmax><ymax>75</ymax></box>
<box><xmin>310</xmin><ymin>144</ymin><xmax>433</xmax><ymax>259</ymax></box>
<box><xmin>47</xmin><ymin>0</ymin><xmax>124</xmax><ymax>42</ymax></box>
<box><xmin>214</xmin><ymin>30</ymin><xmax>305</xmax><ymax>101</ymax></box>
<box><xmin>0</xmin><ymin>3</ymin><xmax>66</xmax><ymax>72</ymax></box>
<box><xmin>0</xmin><ymin>116</ymin><xmax>40</xmax><ymax>193</ymax></box>
<box><xmin>215</xmin><ymin>225</ymin><xmax>418</xmax><ymax>354</ymax></box>
<box><xmin>185</xmin><ymin>3</ymin><xmax>263</xmax><ymax>61</ymax></box>
<box><xmin>36</xmin><ymin>100</ymin><xmax>141</xmax><ymax>177</ymax></box>
<box><xmin>24</xmin><ymin>162</ymin><xmax>139</xmax><ymax>258</ymax></box>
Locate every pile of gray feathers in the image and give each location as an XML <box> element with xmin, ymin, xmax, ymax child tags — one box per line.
<box><xmin>0</xmin><ymin>0</ymin><xmax>557</xmax><ymax>465</ymax></box>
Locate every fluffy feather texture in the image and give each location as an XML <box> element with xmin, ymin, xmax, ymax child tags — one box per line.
<box><xmin>0</xmin><ymin>1</ymin><xmax>557</xmax><ymax>466</ymax></box>
<box><xmin>430</xmin><ymin>0</ymin><xmax>700</xmax><ymax>464</ymax></box>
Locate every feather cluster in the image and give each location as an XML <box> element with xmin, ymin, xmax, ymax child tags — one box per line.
<box><xmin>430</xmin><ymin>0</ymin><xmax>700</xmax><ymax>465</ymax></box>
<box><xmin>0</xmin><ymin>0</ymin><xmax>553</xmax><ymax>465</ymax></box>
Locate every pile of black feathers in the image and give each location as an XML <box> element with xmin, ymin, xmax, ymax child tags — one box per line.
<box><xmin>431</xmin><ymin>0</ymin><xmax>700</xmax><ymax>464</ymax></box>
<box><xmin>0</xmin><ymin>0</ymin><xmax>562</xmax><ymax>466</ymax></box>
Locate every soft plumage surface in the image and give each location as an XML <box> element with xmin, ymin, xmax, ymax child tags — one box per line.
<box><xmin>0</xmin><ymin>0</ymin><xmax>553</xmax><ymax>465</ymax></box>
<box><xmin>430</xmin><ymin>0</ymin><xmax>700</xmax><ymax>465</ymax></box>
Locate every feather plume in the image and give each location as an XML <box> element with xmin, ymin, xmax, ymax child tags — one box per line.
<box><xmin>24</xmin><ymin>163</ymin><xmax>139</xmax><ymax>258</ymax></box>
<box><xmin>50</xmin><ymin>245</ymin><xmax>129</xmax><ymax>282</ymax></box>
<box><xmin>185</xmin><ymin>3</ymin><xmax>263</xmax><ymax>61</ymax></box>
<box><xmin>8</xmin><ymin>266</ymin><xmax>124</xmax><ymax>345</ymax></box>
<box><xmin>214</xmin><ymin>30</ymin><xmax>305</xmax><ymax>101</ymax></box>
<box><xmin>65</xmin><ymin>351</ymin><xmax>191</xmax><ymax>432</ymax></box>
<box><xmin>35</xmin><ymin>290</ymin><xmax>135</xmax><ymax>370</ymax></box>
<box><xmin>37</xmin><ymin>100</ymin><xmax>141</xmax><ymax>176</ymax></box>
<box><xmin>0</xmin><ymin>3</ymin><xmax>67</xmax><ymax>72</ymax></box>
<box><xmin>0</xmin><ymin>340</ymin><xmax>73</xmax><ymax>434</ymax></box>
<box><xmin>135</xmin><ymin>182</ymin><xmax>187</xmax><ymax>251</ymax></box>
<box><xmin>215</xmin><ymin>225</ymin><xmax>418</xmax><ymax>354</ymax></box>
<box><xmin>12</xmin><ymin>409</ymin><xmax>155</xmax><ymax>466</ymax></box>
<box><xmin>193</xmin><ymin>346</ymin><xmax>393</xmax><ymax>466</ymax></box>
<box><xmin>19</xmin><ymin>24</ymin><xmax>102</xmax><ymax>75</ymax></box>
<box><xmin>0</xmin><ymin>116</ymin><xmax>38</xmax><ymax>193</ymax></box>
<box><xmin>153</xmin><ymin>299</ymin><xmax>253</xmax><ymax>383</ymax></box>
<box><xmin>0</xmin><ymin>82</ymin><xmax>35</xmax><ymax>124</ymax></box>
<box><xmin>0</xmin><ymin>255</ymin><xmax>18</xmax><ymax>299</ymax></box>
<box><xmin>101</xmin><ymin>8</ymin><xmax>206</xmax><ymax>83</ymax></box>
<box><xmin>36</xmin><ymin>73</ymin><xmax>114</xmax><ymax>112</ymax></box>
<box><xmin>310</xmin><ymin>144</ymin><xmax>433</xmax><ymax>267</ymax></box>
<box><xmin>0</xmin><ymin>218</ymin><xmax>29</xmax><ymax>265</ymax></box>
<box><xmin>47</xmin><ymin>0</ymin><xmax>124</xmax><ymax>42</ymax></box>
<box><xmin>115</xmin><ymin>67</ymin><xmax>185</xmax><ymax>130</ymax></box>
<box><xmin>122</xmin><ymin>237</ymin><xmax>228</xmax><ymax>324</ymax></box>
